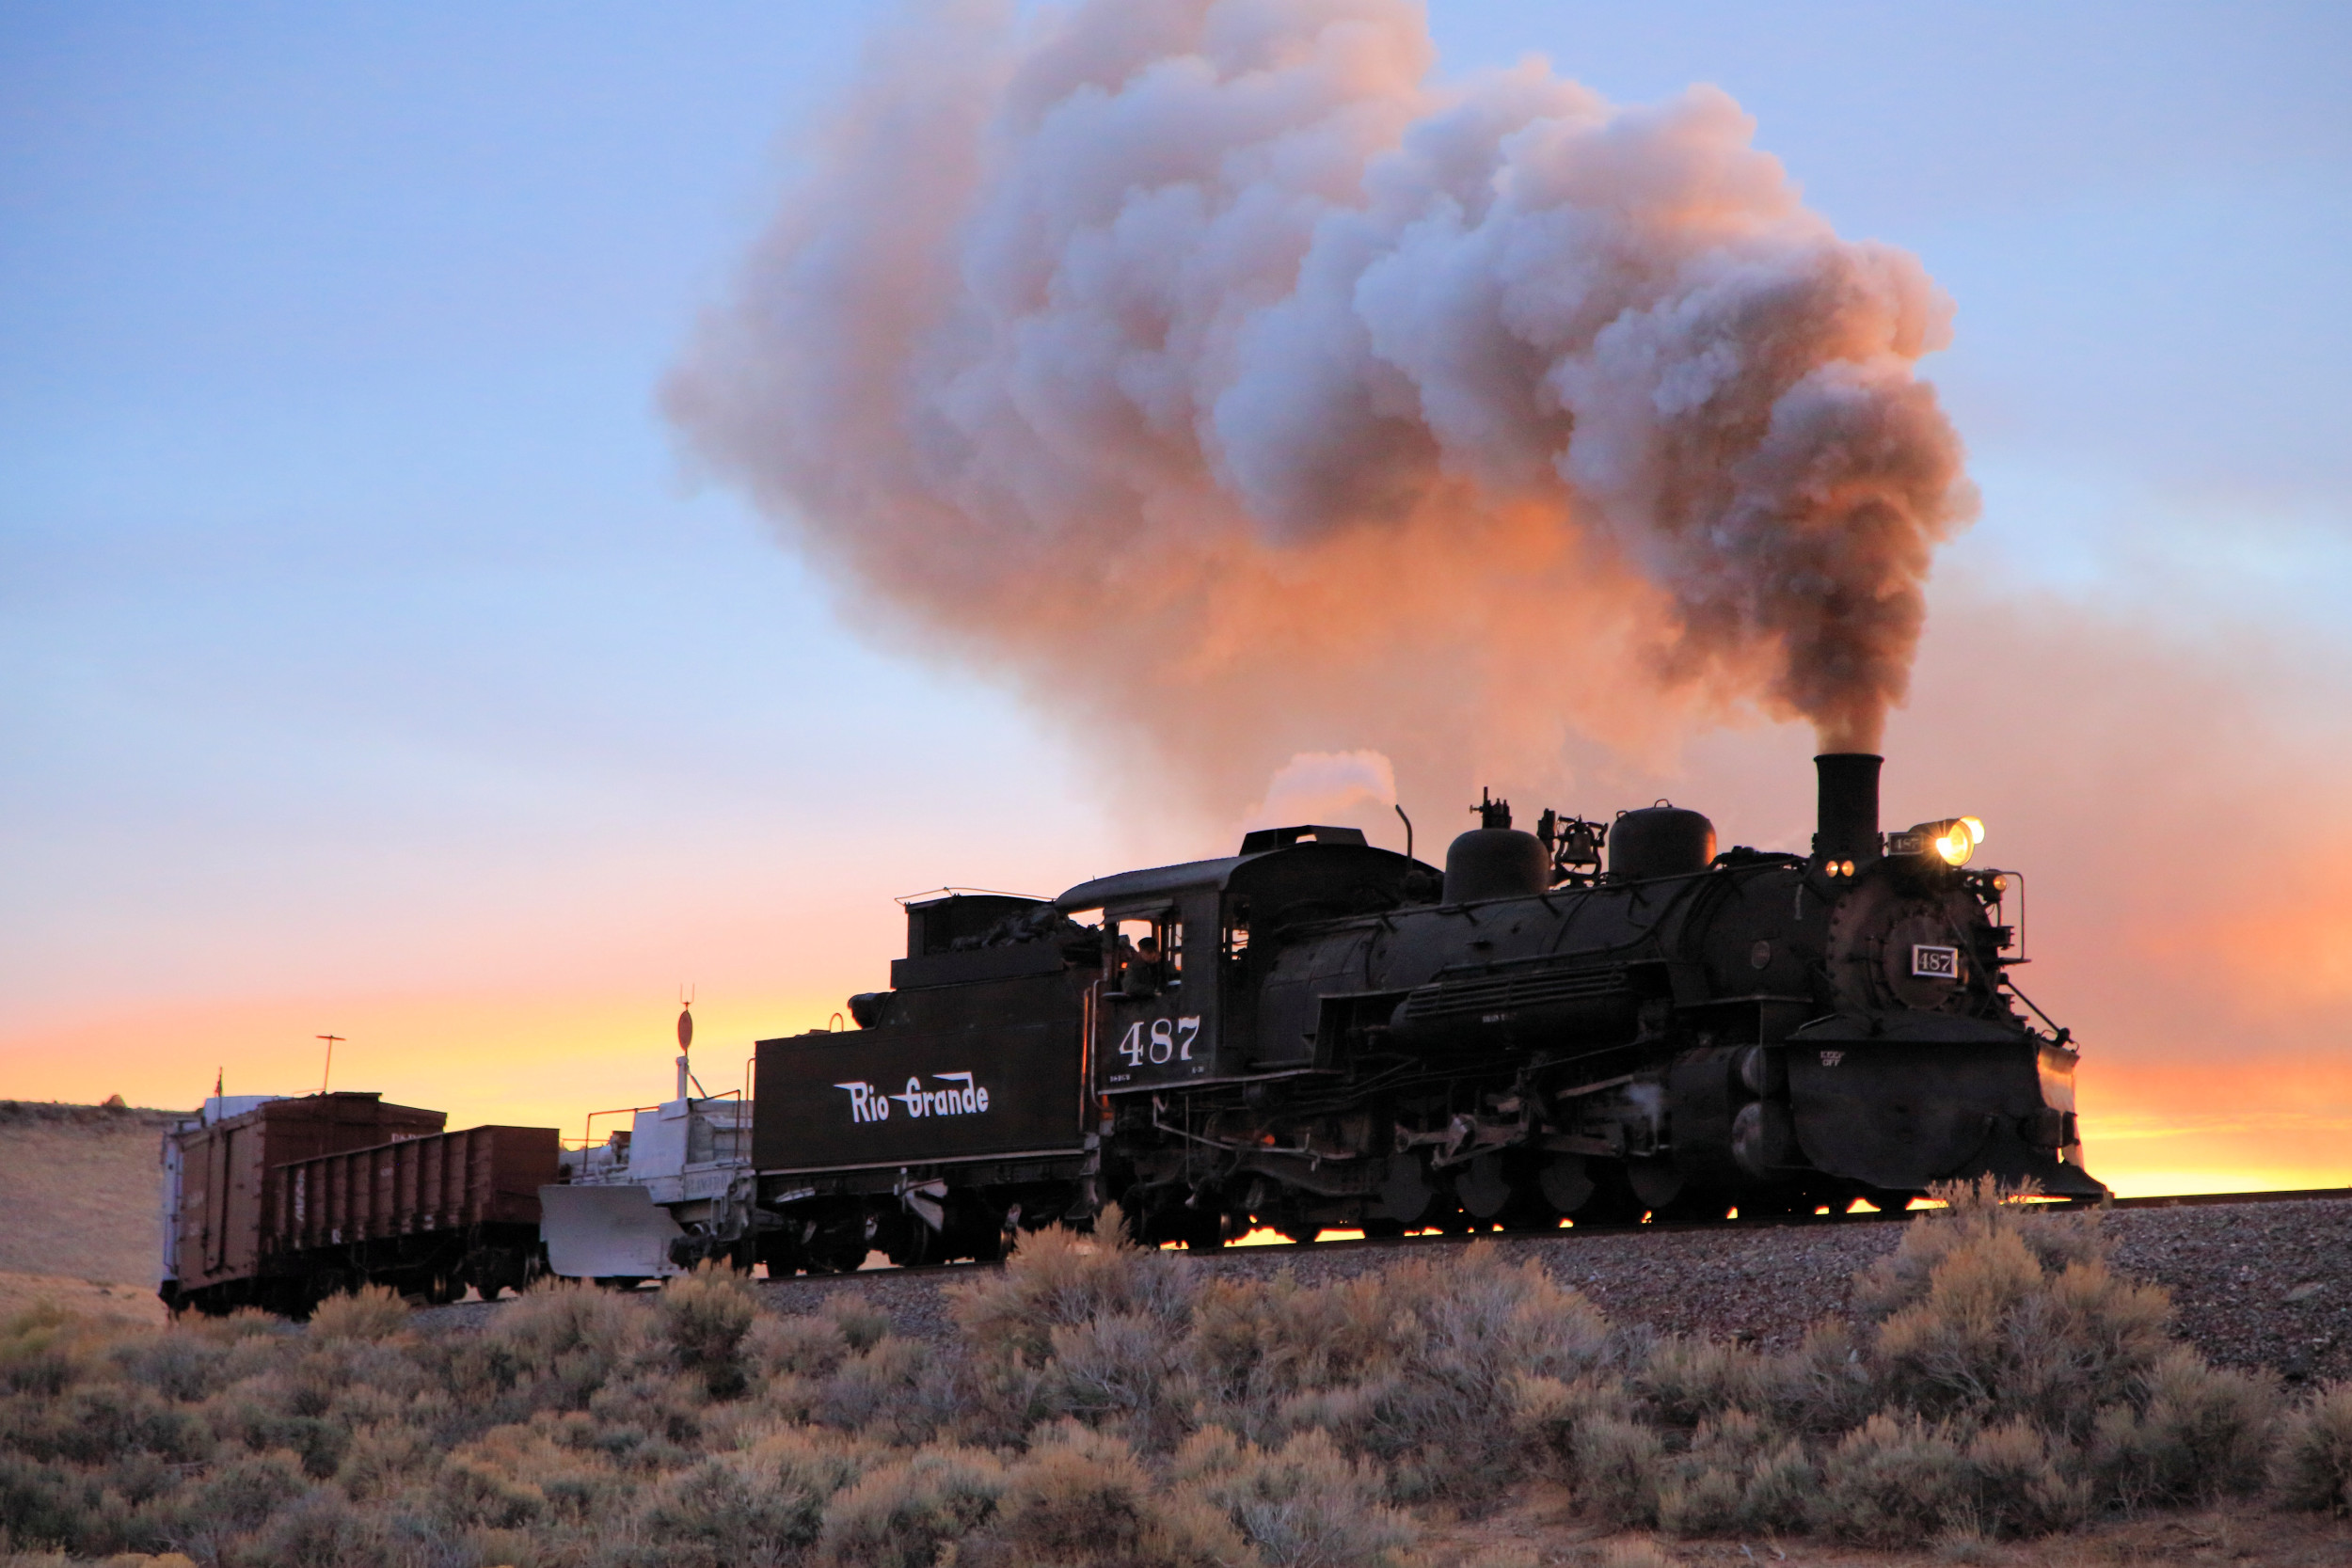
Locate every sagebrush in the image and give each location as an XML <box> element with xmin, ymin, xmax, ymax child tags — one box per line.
<box><xmin>0</xmin><ymin>1182</ymin><xmax>2335</xmax><ymax>1565</ymax></box>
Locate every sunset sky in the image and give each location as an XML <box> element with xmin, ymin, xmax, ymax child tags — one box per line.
<box><xmin>5</xmin><ymin>2</ymin><xmax>2348</xmax><ymax>1197</ymax></box>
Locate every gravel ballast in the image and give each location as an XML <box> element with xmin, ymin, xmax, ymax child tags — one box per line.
<box><xmin>422</xmin><ymin>1196</ymin><xmax>2351</xmax><ymax>1386</ymax></box>
<box><xmin>752</xmin><ymin>1197</ymin><xmax>2352</xmax><ymax>1385</ymax></box>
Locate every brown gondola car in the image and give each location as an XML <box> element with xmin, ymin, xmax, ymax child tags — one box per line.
<box><xmin>162</xmin><ymin>1091</ymin><xmax>561</xmax><ymax>1315</ymax></box>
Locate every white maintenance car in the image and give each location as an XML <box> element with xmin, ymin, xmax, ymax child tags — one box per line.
<box><xmin>539</xmin><ymin>1042</ymin><xmax>762</xmax><ymax>1283</ymax></box>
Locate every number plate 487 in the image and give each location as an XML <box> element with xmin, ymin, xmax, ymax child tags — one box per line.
<box><xmin>1119</xmin><ymin>1017</ymin><xmax>1201</xmax><ymax>1068</ymax></box>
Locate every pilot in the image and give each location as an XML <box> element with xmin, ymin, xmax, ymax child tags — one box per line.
<box><xmin>1123</xmin><ymin>936</ymin><xmax>1164</xmax><ymax>999</ymax></box>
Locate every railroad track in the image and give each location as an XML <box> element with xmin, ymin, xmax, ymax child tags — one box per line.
<box><xmin>1297</xmin><ymin>1180</ymin><xmax>2350</xmax><ymax>1243</ymax></box>
<box><xmin>407</xmin><ymin>1185</ymin><xmax>2351</xmax><ymax>1311</ymax></box>
<box><xmin>744</xmin><ymin>1182</ymin><xmax>2352</xmax><ymax>1284</ymax></box>
<box><xmin>2106</xmin><ymin>1184</ymin><xmax>2352</xmax><ymax>1210</ymax></box>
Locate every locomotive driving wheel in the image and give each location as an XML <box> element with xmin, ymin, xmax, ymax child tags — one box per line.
<box><xmin>1564</xmin><ymin>1164</ymin><xmax>1644</xmax><ymax>1227</ymax></box>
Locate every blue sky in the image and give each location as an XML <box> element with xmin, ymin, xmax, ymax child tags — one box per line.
<box><xmin>3</xmin><ymin>3</ymin><xmax>2347</xmax><ymax>1184</ymax></box>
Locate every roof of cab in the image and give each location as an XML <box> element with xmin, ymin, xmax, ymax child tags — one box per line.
<box><xmin>1056</xmin><ymin>855</ymin><xmax>1252</xmax><ymax>912</ymax></box>
<box><xmin>1055</xmin><ymin>829</ymin><xmax>1406</xmax><ymax>914</ymax></box>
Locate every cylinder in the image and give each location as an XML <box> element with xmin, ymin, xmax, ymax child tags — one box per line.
<box><xmin>1732</xmin><ymin>1100</ymin><xmax>1796</xmax><ymax>1180</ymax></box>
<box><xmin>1814</xmin><ymin>752</ymin><xmax>1883</xmax><ymax>865</ymax></box>
<box><xmin>1609</xmin><ymin>806</ymin><xmax>1716</xmax><ymax>880</ymax></box>
<box><xmin>1442</xmin><ymin>828</ymin><xmax>1549</xmax><ymax>903</ymax></box>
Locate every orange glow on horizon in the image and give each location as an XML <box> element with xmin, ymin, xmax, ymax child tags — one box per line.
<box><xmin>0</xmin><ymin>987</ymin><xmax>863</xmax><ymax>1144</ymax></box>
<box><xmin>2072</xmin><ymin>1056</ymin><xmax>2352</xmax><ymax>1196</ymax></box>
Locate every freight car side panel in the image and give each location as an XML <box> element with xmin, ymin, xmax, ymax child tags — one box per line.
<box><xmin>168</xmin><ymin>1093</ymin><xmax>447</xmax><ymax>1292</ymax></box>
<box><xmin>755</xmin><ymin>1016</ymin><xmax>1087</xmax><ymax>1172</ymax></box>
<box><xmin>274</xmin><ymin>1126</ymin><xmax>561</xmax><ymax>1253</ymax></box>
<box><xmin>178</xmin><ymin>1119</ymin><xmax>266</xmax><ymax>1288</ymax></box>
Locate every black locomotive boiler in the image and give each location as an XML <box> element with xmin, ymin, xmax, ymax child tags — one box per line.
<box><xmin>746</xmin><ymin>753</ymin><xmax>2100</xmax><ymax>1269</ymax></box>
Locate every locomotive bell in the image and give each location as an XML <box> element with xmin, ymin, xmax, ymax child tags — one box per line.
<box><xmin>1609</xmin><ymin>804</ymin><xmax>1717</xmax><ymax>880</ymax></box>
<box><xmin>1442</xmin><ymin>793</ymin><xmax>1549</xmax><ymax>902</ymax></box>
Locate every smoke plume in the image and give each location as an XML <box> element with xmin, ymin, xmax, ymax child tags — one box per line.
<box><xmin>1244</xmin><ymin>749</ymin><xmax>1397</xmax><ymax>836</ymax></box>
<box><xmin>669</xmin><ymin>0</ymin><xmax>1975</xmax><ymax>806</ymax></box>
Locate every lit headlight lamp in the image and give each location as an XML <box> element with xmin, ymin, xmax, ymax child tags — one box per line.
<box><xmin>1887</xmin><ymin>816</ymin><xmax>1985</xmax><ymax>867</ymax></box>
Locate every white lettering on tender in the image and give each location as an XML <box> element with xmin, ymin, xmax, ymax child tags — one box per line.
<box><xmin>837</xmin><ymin>1071</ymin><xmax>992</xmax><ymax>1125</ymax></box>
<box><xmin>834</xmin><ymin>1080</ymin><xmax>891</xmax><ymax>1122</ymax></box>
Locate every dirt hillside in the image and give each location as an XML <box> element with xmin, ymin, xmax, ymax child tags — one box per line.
<box><xmin>0</xmin><ymin>1100</ymin><xmax>182</xmax><ymax>1291</ymax></box>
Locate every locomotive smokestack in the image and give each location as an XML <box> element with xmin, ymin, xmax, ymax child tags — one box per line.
<box><xmin>1814</xmin><ymin>752</ymin><xmax>1883</xmax><ymax>865</ymax></box>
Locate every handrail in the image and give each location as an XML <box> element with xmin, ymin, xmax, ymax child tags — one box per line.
<box><xmin>576</xmin><ymin>1085</ymin><xmax>747</xmax><ymax>1155</ymax></box>
<box><xmin>894</xmin><ymin>885</ymin><xmax>1048</xmax><ymax>907</ymax></box>
<box><xmin>582</xmin><ymin>1103</ymin><xmax>660</xmax><ymax>1149</ymax></box>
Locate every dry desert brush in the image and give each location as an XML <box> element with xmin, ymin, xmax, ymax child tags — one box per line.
<box><xmin>0</xmin><ymin>1182</ymin><xmax>2340</xmax><ymax>1565</ymax></box>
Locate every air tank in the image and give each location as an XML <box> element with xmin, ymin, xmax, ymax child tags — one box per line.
<box><xmin>1609</xmin><ymin>805</ymin><xmax>1717</xmax><ymax>880</ymax></box>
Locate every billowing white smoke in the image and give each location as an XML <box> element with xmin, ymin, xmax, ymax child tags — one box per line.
<box><xmin>1244</xmin><ymin>749</ymin><xmax>1398</xmax><ymax>837</ymax></box>
<box><xmin>669</xmin><ymin>0</ymin><xmax>1974</xmax><ymax>813</ymax></box>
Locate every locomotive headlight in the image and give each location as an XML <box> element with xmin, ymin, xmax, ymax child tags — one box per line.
<box><xmin>1934</xmin><ymin>825</ymin><xmax>1975</xmax><ymax>867</ymax></box>
<box><xmin>1960</xmin><ymin>816</ymin><xmax>1985</xmax><ymax>847</ymax></box>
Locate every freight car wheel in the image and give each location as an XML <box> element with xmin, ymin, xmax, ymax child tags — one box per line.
<box><xmin>463</xmin><ymin>1247</ymin><xmax>529</xmax><ymax>1302</ymax></box>
<box><xmin>308</xmin><ymin>1269</ymin><xmax>358</xmax><ymax>1308</ymax></box>
<box><xmin>803</xmin><ymin>1232</ymin><xmax>872</xmax><ymax>1275</ymax></box>
<box><xmin>883</xmin><ymin>1227</ymin><xmax>935</xmax><ymax>1270</ymax></box>
<box><xmin>801</xmin><ymin>1211</ymin><xmax>880</xmax><ymax>1274</ymax></box>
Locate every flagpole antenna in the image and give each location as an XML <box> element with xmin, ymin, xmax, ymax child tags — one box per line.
<box><xmin>675</xmin><ymin>987</ymin><xmax>699</xmax><ymax>1101</ymax></box>
<box><xmin>316</xmin><ymin>1036</ymin><xmax>344</xmax><ymax>1097</ymax></box>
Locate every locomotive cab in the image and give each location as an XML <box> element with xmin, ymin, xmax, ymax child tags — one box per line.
<box><xmin>1057</xmin><ymin>827</ymin><xmax>1436</xmax><ymax>1094</ymax></box>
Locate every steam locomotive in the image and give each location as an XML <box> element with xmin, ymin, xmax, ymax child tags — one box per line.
<box><xmin>160</xmin><ymin>752</ymin><xmax>2100</xmax><ymax>1309</ymax></box>
<box><xmin>580</xmin><ymin>752</ymin><xmax>2098</xmax><ymax>1274</ymax></box>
